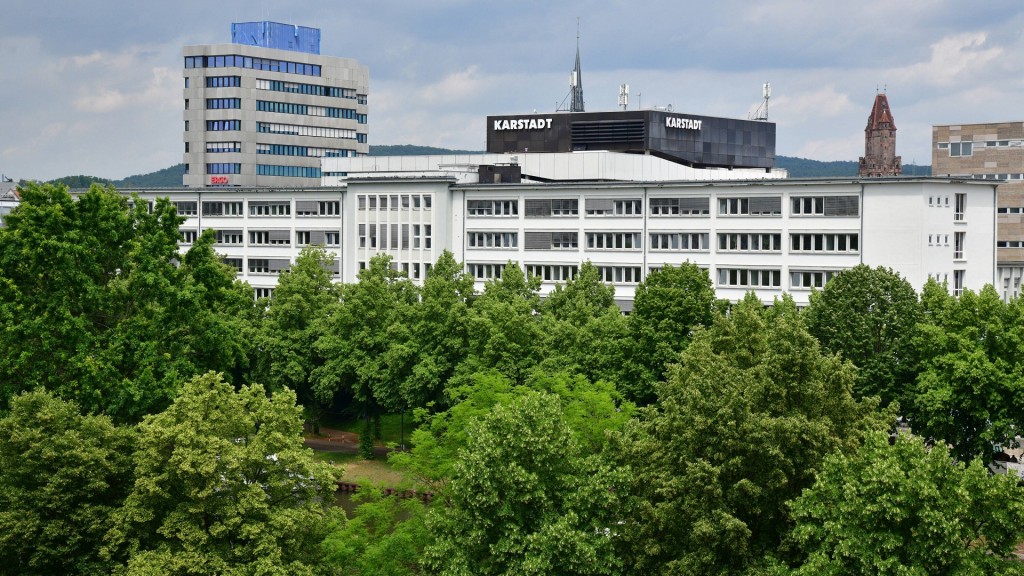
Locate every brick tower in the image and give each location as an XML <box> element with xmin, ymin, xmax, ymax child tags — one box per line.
<box><xmin>858</xmin><ymin>92</ymin><xmax>902</xmax><ymax>177</ymax></box>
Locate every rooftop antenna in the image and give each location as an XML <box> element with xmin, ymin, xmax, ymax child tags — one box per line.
<box><xmin>618</xmin><ymin>84</ymin><xmax>629</xmax><ymax>110</ymax></box>
<box><xmin>750</xmin><ymin>81</ymin><xmax>771</xmax><ymax>121</ymax></box>
<box><xmin>556</xmin><ymin>18</ymin><xmax>585</xmax><ymax>112</ymax></box>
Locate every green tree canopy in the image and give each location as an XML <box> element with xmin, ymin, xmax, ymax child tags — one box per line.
<box><xmin>0</xmin><ymin>183</ymin><xmax>255</xmax><ymax>421</ymax></box>
<box><xmin>788</xmin><ymin>432</ymin><xmax>1024</xmax><ymax>575</ymax></box>
<box><xmin>104</xmin><ymin>372</ymin><xmax>340</xmax><ymax>575</ymax></box>
<box><xmin>909</xmin><ymin>281</ymin><xmax>1024</xmax><ymax>463</ymax></box>
<box><xmin>423</xmin><ymin>391</ymin><xmax>622</xmax><ymax>576</ymax></box>
<box><xmin>804</xmin><ymin>264</ymin><xmax>922</xmax><ymax>406</ymax></box>
<box><xmin>0</xmin><ymin>390</ymin><xmax>135</xmax><ymax>576</ymax></box>
<box><xmin>614</xmin><ymin>294</ymin><xmax>892</xmax><ymax>575</ymax></box>
<box><xmin>625</xmin><ymin>262</ymin><xmax>721</xmax><ymax>404</ymax></box>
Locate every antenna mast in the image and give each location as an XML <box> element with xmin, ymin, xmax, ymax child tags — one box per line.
<box><xmin>556</xmin><ymin>18</ymin><xmax>586</xmax><ymax>112</ymax></box>
<box><xmin>750</xmin><ymin>81</ymin><xmax>771</xmax><ymax>121</ymax></box>
<box><xmin>618</xmin><ymin>84</ymin><xmax>629</xmax><ymax>110</ymax></box>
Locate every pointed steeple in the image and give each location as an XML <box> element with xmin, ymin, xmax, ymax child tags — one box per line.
<box><xmin>859</xmin><ymin>91</ymin><xmax>901</xmax><ymax>177</ymax></box>
<box><xmin>569</xmin><ymin>21</ymin><xmax>585</xmax><ymax>112</ymax></box>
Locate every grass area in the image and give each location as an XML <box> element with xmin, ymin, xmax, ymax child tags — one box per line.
<box><xmin>315</xmin><ymin>451</ymin><xmax>414</xmax><ymax>487</ymax></box>
<box><xmin>320</xmin><ymin>412</ymin><xmax>416</xmax><ymax>447</ymax></box>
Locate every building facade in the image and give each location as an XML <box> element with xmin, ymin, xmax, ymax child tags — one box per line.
<box><xmin>182</xmin><ymin>21</ymin><xmax>369</xmax><ymax>188</ymax></box>
<box><xmin>115</xmin><ymin>175</ymin><xmax>996</xmax><ymax>308</ymax></box>
<box><xmin>859</xmin><ymin>93</ymin><xmax>901</xmax><ymax>177</ymax></box>
<box><xmin>932</xmin><ymin>121</ymin><xmax>1024</xmax><ymax>299</ymax></box>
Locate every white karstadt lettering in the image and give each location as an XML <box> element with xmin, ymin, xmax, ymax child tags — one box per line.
<box><xmin>493</xmin><ymin>118</ymin><xmax>554</xmax><ymax>131</ymax></box>
<box><xmin>666</xmin><ymin>116</ymin><xmax>703</xmax><ymax>130</ymax></box>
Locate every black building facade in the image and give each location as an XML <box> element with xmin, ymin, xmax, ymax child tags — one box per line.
<box><xmin>487</xmin><ymin>110</ymin><xmax>775</xmax><ymax>170</ymax></box>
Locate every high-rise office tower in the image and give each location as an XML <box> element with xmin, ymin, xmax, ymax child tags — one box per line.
<box><xmin>182</xmin><ymin>21</ymin><xmax>369</xmax><ymax>187</ymax></box>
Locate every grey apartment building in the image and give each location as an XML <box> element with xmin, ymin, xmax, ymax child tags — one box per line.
<box><xmin>182</xmin><ymin>21</ymin><xmax>369</xmax><ymax>188</ymax></box>
<box><xmin>932</xmin><ymin>122</ymin><xmax>1024</xmax><ymax>299</ymax></box>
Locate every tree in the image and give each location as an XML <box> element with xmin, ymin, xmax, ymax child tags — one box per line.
<box><xmin>0</xmin><ymin>183</ymin><xmax>255</xmax><ymax>421</ymax></box>
<box><xmin>403</xmin><ymin>250</ymin><xmax>476</xmax><ymax>409</ymax></box>
<box><xmin>788</xmin><ymin>431</ymin><xmax>1024</xmax><ymax>575</ymax></box>
<box><xmin>314</xmin><ymin>253</ymin><xmax>419</xmax><ymax>454</ymax></box>
<box><xmin>322</xmin><ymin>483</ymin><xmax>433</xmax><ymax>576</ymax></box>
<box><xmin>0</xmin><ymin>390</ymin><xmax>135</xmax><ymax>576</ymax></box>
<box><xmin>909</xmin><ymin>281</ymin><xmax>1024</xmax><ymax>463</ymax></box>
<box><xmin>614</xmin><ymin>294</ymin><xmax>892</xmax><ymax>575</ymax></box>
<box><xmin>255</xmin><ymin>245</ymin><xmax>341</xmax><ymax>433</ymax></box>
<box><xmin>804</xmin><ymin>264</ymin><xmax>922</xmax><ymax>406</ymax></box>
<box><xmin>538</xmin><ymin>261</ymin><xmax>630</xmax><ymax>386</ymax></box>
<box><xmin>423</xmin><ymin>391</ymin><xmax>622</xmax><ymax>576</ymax></box>
<box><xmin>626</xmin><ymin>262</ymin><xmax>721</xmax><ymax>404</ymax></box>
<box><xmin>457</xmin><ymin>262</ymin><xmax>544</xmax><ymax>386</ymax></box>
<box><xmin>103</xmin><ymin>372</ymin><xmax>340</xmax><ymax>575</ymax></box>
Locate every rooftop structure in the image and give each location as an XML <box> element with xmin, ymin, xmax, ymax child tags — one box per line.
<box><xmin>859</xmin><ymin>92</ymin><xmax>902</xmax><ymax>177</ymax></box>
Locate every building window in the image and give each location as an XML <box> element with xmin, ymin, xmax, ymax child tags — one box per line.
<box><xmin>597</xmin><ymin>266</ymin><xmax>642</xmax><ymax>284</ymax></box>
<box><xmin>789</xmin><ymin>233</ymin><xmax>859</xmax><ymax>253</ymax></box>
<box><xmin>467</xmin><ymin>199</ymin><xmax>519</xmax><ymax>216</ymax></box>
<box><xmin>717</xmin><ymin>268</ymin><xmax>781</xmax><ymax>288</ymax></box>
<box><xmin>719</xmin><ymin>197</ymin><xmax>783</xmax><ymax>216</ymax></box>
<box><xmin>467</xmin><ymin>263</ymin><xmax>504</xmax><ymax>280</ymax></box>
<box><xmin>214</xmin><ymin>230</ymin><xmax>244</xmax><ymax>245</ymax></box>
<box><xmin>184</xmin><ymin>54</ymin><xmax>321</xmax><ymax>77</ymax></box>
<box><xmin>525</xmin><ymin>198</ymin><xmax>578</xmax><ymax>217</ymax></box>
<box><xmin>206</xmin><ymin>142</ymin><xmax>242</xmax><ymax>153</ymax></box>
<box><xmin>254</xmin><ymin>287</ymin><xmax>274</xmax><ymax>300</ymax></box>
<box><xmin>586</xmin><ymin>232</ymin><xmax>641</xmax><ymax>250</ymax></box>
<box><xmin>649</xmin><ymin>232</ymin><xmax>709</xmax><ymax>251</ymax></box>
<box><xmin>954</xmin><ymin>231</ymin><xmax>965</xmax><ymax>260</ymax></box>
<box><xmin>953</xmin><ymin>269</ymin><xmax>965</xmax><ymax>296</ymax></box>
<box><xmin>949</xmin><ymin>142</ymin><xmax>973</xmax><ymax>157</ymax></box>
<box><xmin>585</xmin><ymin>198</ymin><xmax>642</xmax><ymax>216</ymax></box>
<box><xmin>249</xmin><ymin>230</ymin><xmax>291</xmax><ymax>246</ymax></box>
<box><xmin>467</xmin><ymin>231</ymin><xmax>518</xmax><ymax>249</ymax></box>
<box><xmin>791</xmin><ymin>197</ymin><xmax>824</xmax><ymax>215</ymax></box>
<box><xmin>206</xmin><ymin>163</ymin><xmax>241</xmax><ymax>175</ymax></box>
<box><xmin>206</xmin><ymin>76</ymin><xmax>241</xmax><ymax>88</ymax></box>
<box><xmin>954</xmin><ymin>193</ymin><xmax>966</xmax><ymax>221</ymax></box>
<box><xmin>256</xmin><ymin>165</ymin><xmax>322</xmax><ymax>178</ymax></box>
<box><xmin>179</xmin><ymin>229</ymin><xmax>198</xmax><ymax>244</ymax></box>
<box><xmin>249</xmin><ymin>201</ymin><xmax>291</xmax><ymax>216</ymax></box>
<box><xmin>206</xmin><ymin>120</ymin><xmax>241</xmax><ymax>131</ymax></box>
<box><xmin>296</xmin><ymin>200</ymin><xmax>340</xmax><ymax>216</ymax></box>
<box><xmin>222</xmin><ymin>257</ymin><xmax>242</xmax><ymax>272</ymax></box>
<box><xmin>717</xmin><ymin>233</ymin><xmax>783</xmax><ymax>252</ymax></box>
<box><xmin>527</xmin><ymin>264</ymin><xmax>579</xmax><ymax>282</ymax></box>
<box><xmin>203</xmin><ymin>201</ymin><xmax>243</xmax><ymax>216</ymax></box>
<box><xmin>790</xmin><ymin>270</ymin><xmax>838</xmax><ymax>289</ymax></box>
<box><xmin>650</xmin><ymin>197</ymin><xmax>710</xmax><ymax>216</ymax></box>
<box><xmin>257</xmin><ymin>122</ymin><xmax>357</xmax><ymax>140</ymax></box>
<box><xmin>173</xmin><ymin>201</ymin><xmax>198</xmax><ymax>216</ymax></box>
<box><xmin>206</xmin><ymin>98</ymin><xmax>241</xmax><ymax>109</ymax></box>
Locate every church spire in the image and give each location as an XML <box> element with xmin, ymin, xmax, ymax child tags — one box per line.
<box><xmin>569</xmin><ymin>19</ymin><xmax>585</xmax><ymax>112</ymax></box>
<box><xmin>858</xmin><ymin>91</ymin><xmax>902</xmax><ymax>177</ymax></box>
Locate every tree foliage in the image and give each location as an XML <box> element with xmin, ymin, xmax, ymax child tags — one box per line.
<box><xmin>0</xmin><ymin>183</ymin><xmax>254</xmax><ymax>421</ymax></box>
<box><xmin>804</xmin><ymin>265</ymin><xmax>922</xmax><ymax>405</ymax></box>
<box><xmin>788</xmin><ymin>431</ymin><xmax>1024</xmax><ymax>575</ymax></box>
<box><xmin>423</xmin><ymin>391</ymin><xmax>622</xmax><ymax>576</ymax></box>
<box><xmin>907</xmin><ymin>281</ymin><xmax>1024</xmax><ymax>463</ymax></box>
<box><xmin>614</xmin><ymin>294</ymin><xmax>892</xmax><ymax>575</ymax></box>
<box><xmin>626</xmin><ymin>263</ymin><xmax>721</xmax><ymax>404</ymax></box>
<box><xmin>104</xmin><ymin>372</ymin><xmax>340</xmax><ymax>575</ymax></box>
<box><xmin>0</xmin><ymin>390</ymin><xmax>135</xmax><ymax>576</ymax></box>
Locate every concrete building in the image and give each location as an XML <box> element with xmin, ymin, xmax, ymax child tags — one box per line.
<box><xmin>182</xmin><ymin>21</ymin><xmax>369</xmax><ymax>188</ymax></box>
<box><xmin>932</xmin><ymin>121</ymin><xmax>1024</xmax><ymax>299</ymax></box>
<box><xmin>115</xmin><ymin>173</ymin><xmax>996</xmax><ymax>308</ymax></box>
<box><xmin>859</xmin><ymin>93</ymin><xmax>901</xmax><ymax>177</ymax></box>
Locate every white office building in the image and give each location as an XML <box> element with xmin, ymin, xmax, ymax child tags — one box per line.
<box><xmin>182</xmin><ymin>21</ymin><xmax>369</xmax><ymax>188</ymax></box>
<box><xmin>117</xmin><ymin>165</ymin><xmax>996</xmax><ymax>307</ymax></box>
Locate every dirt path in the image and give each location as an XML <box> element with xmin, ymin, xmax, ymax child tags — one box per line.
<box><xmin>303</xmin><ymin>426</ymin><xmax>390</xmax><ymax>457</ymax></box>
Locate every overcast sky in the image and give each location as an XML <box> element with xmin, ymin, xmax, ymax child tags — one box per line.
<box><xmin>2</xmin><ymin>0</ymin><xmax>1023</xmax><ymax>181</ymax></box>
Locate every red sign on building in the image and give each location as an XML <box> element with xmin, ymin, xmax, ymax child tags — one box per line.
<box><xmin>210</xmin><ymin>176</ymin><xmax>229</xmax><ymax>185</ymax></box>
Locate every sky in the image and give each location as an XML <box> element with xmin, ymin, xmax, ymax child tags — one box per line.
<box><xmin>2</xmin><ymin>0</ymin><xmax>1023</xmax><ymax>181</ymax></box>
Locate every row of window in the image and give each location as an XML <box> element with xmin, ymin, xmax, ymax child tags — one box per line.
<box><xmin>256</xmin><ymin>100</ymin><xmax>360</xmax><ymax>120</ymax></box>
<box><xmin>205</xmin><ymin>76</ymin><xmax>241</xmax><ymax>88</ymax></box>
<box><xmin>358</xmin><ymin>223</ymin><xmax>432</xmax><ymax>250</ymax></box>
<box><xmin>207</xmin><ymin>120</ymin><xmax>241</xmax><ymax>131</ymax></box>
<box><xmin>357</xmin><ymin>194</ymin><xmax>432</xmax><ymax>210</ymax></box>
<box><xmin>256</xmin><ymin>122</ymin><xmax>357</xmax><ymax>140</ymax></box>
<box><xmin>256</xmin><ymin>144</ymin><xmax>350</xmax><ymax>158</ymax></box>
<box><xmin>938</xmin><ymin>140</ymin><xmax>1024</xmax><ymax>158</ymax></box>
<box><xmin>176</xmin><ymin>200</ymin><xmax>341</xmax><ymax>217</ymax></box>
<box><xmin>207</xmin><ymin>163</ymin><xmax>241</xmax><ymax>175</ymax></box>
<box><xmin>997</xmin><ymin>207</ymin><xmax>1024</xmax><ymax>214</ymax></box>
<box><xmin>206</xmin><ymin>97</ymin><xmax>241</xmax><ymax>109</ymax></box>
<box><xmin>465</xmin><ymin>195</ymin><xmax>860</xmax><ymax>218</ymax></box>
<box><xmin>972</xmin><ymin>173</ymin><xmax>1024</xmax><ymax>181</ymax></box>
<box><xmin>185</xmin><ymin>55</ymin><xmax>321</xmax><ymax>77</ymax></box>
<box><xmin>255</xmin><ymin>164</ymin><xmax>322</xmax><ymax>178</ymax></box>
<box><xmin>206</xmin><ymin>141</ymin><xmax>241</xmax><ymax>153</ymax></box>
<box><xmin>255</xmin><ymin>79</ymin><xmax>360</xmax><ymax>100</ymax></box>
<box><xmin>179</xmin><ymin>229</ymin><xmax>339</xmax><ymax>247</ymax></box>
<box><xmin>467</xmin><ymin>230</ymin><xmax>859</xmax><ymax>254</ymax></box>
